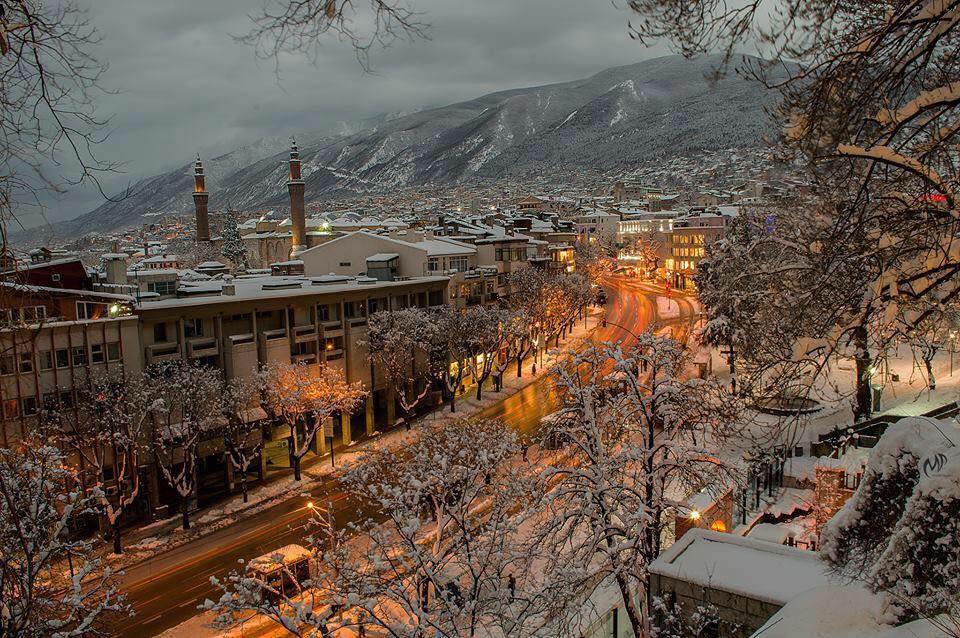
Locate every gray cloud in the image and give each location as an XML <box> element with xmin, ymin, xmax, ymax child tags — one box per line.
<box><xmin>26</xmin><ymin>0</ymin><xmax>665</xmax><ymax>229</ymax></box>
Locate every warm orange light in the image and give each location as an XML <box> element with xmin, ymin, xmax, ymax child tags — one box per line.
<box><xmin>689</xmin><ymin>510</ymin><xmax>701</xmax><ymax>521</ymax></box>
<box><xmin>711</xmin><ymin>520</ymin><xmax>727</xmax><ymax>532</ymax></box>
<box><xmin>307</xmin><ymin>501</ymin><xmax>314</xmax><ymax>509</ymax></box>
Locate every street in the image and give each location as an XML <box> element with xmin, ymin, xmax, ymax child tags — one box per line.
<box><xmin>112</xmin><ymin>277</ymin><xmax>695</xmax><ymax>637</ymax></box>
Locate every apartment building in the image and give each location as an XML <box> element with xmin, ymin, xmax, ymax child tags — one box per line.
<box><xmin>667</xmin><ymin>208</ymin><xmax>734</xmax><ymax>290</ymax></box>
<box><xmin>299</xmin><ymin>230</ymin><xmax>500</xmax><ymax>307</ymax></box>
<box><xmin>134</xmin><ymin>273</ymin><xmax>448</xmax><ymax>510</ymax></box>
<box><xmin>0</xmin><ymin>256</ymin><xmax>448</xmax><ymax>525</ymax></box>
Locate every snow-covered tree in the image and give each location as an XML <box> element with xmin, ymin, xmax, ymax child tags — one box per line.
<box><xmin>220</xmin><ymin>210</ymin><xmax>249</xmax><ymax>272</ymax></box>
<box><xmin>573</xmin><ymin>239</ymin><xmax>614</xmax><ymax>286</ymax></box>
<box><xmin>0</xmin><ymin>441</ymin><xmax>127</xmax><ymax>636</ymax></box>
<box><xmin>899</xmin><ymin>300</ymin><xmax>960</xmax><ymax>391</ymax></box>
<box><xmin>822</xmin><ymin>417</ymin><xmax>960</xmax><ymax>624</ymax></box>
<box><xmin>430</xmin><ymin>305</ymin><xmax>470</xmax><ymax>412</ymax></box>
<box><xmin>259</xmin><ymin>361</ymin><xmax>365</xmax><ymax>480</ymax></box>
<box><xmin>365</xmin><ymin>308</ymin><xmax>437</xmax><ymax>425</ymax></box>
<box><xmin>206</xmin><ymin>418</ymin><xmax>577</xmax><ymax>637</ymax></box>
<box><xmin>218</xmin><ymin>374</ymin><xmax>265</xmax><ymax>503</ymax></box>
<box><xmin>147</xmin><ymin>361</ymin><xmax>222</xmax><ymax>530</ymax></box>
<box><xmin>531</xmin><ymin>336</ymin><xmax>741</xmax><ymax>636</ymax></box>
<box><xmin>51</xmin><ymin>370</ymin><xmax>156</xmax><ymax>555</ymax></box>
<box><xmin>627</xmin><ymin>0</ymin><xmax>960</xmax><ymax>419</ymax></box>
<box><xmin>460</xmin><ymin>305</ymin><xmax>507</xmax><ymax>401</ymax></box>
<box><xmin>492</xmin><ymin>309</ymin><xmax>530</xmax><ymax>388</ymax></box>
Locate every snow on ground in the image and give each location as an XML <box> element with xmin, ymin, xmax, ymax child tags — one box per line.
<box><xmin>656</xmin><ymin>296</ymin><xmax>680</xmax><ymax>319</ymax></box>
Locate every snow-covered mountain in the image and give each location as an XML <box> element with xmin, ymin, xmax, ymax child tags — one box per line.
<box><xmin>45</xmin><ymin>54</ymin><xmax>782</xmax><ymax>240</ymax></box>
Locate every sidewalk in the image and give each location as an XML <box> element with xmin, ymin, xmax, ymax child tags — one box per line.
<box><xmin>101</xmin><ymin>307</ymin><xmax>605</xmax><ymax>574</ymax></box>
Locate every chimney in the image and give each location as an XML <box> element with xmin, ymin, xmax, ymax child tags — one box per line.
<box><xmin>103</xmin><ymin>254</ymin><xmax>127</xmax><ymax>286</ymax></box>
<box><xmin>193</xmin><ymin>155</ymin><xmax>211</xmax><ymax>242</ymax></box>
<box><xmin>222</xmin><ymin>274</ymin><xmax>236</xmax><ymax>296</ymax></box>
<box><xmin>287</xmin><ymin>138</ymin><xmax>307</xmax><ymax>257</ymax></box>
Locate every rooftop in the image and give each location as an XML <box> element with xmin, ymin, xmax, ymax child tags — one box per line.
<box><xmin>650</xmin><ymin>529</ymin><xmax>831</xmax><ymax>606</ymax></box>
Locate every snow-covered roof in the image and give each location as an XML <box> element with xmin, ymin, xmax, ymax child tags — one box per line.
<box><xmin>752</xmin><ymin>585</ymin><xmax>951</xmax><ymax>638</ymax></box>
<box><xmin>135</xmin><ymin>274</ymin><xmax>449</xmax><ymax>310</ymax></box>
<box><xmin>414</xmin><ymin>238</ymin><xmax>476</xmax><ymax>256</ymax></box>
<box><xmin>650</xmin><ymin>529</ymin><xmax>831</xmax><ymax>606</ymax></box>
<box><xmin>366</xmin><ymin>253</ymin><xmax>399</xmax><ymax>262</ymax></box>
<box><xmin>249</xmin><ymin>544</ymin><xmax>311</xmax><ymax>572</ymax></box>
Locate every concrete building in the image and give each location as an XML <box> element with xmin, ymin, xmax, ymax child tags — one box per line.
<box><xmin>299</xmin><ymin>230</ymin><xmax>500</xmax><ymax>307</ymax></box>
<box><xmin>134</xmin><ymin>273</ymin><xmax>448</xmax><ymax>509</ymax></box>
<box><xmin>649</xmin><ymin>529</ymin><xmax>833</xmax><ymax>637</ymax></box>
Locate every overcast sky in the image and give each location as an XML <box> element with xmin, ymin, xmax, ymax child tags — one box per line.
<box><xmin>30</xmin><ymin>0</ymin><xmax>667</xmax><ymax>228</ymax></box>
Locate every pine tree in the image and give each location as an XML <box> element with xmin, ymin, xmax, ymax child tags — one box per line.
<box><xmin>220</xmin><ymin>210</ymin><xmax>248</xmax><ymax>272</ymax></box>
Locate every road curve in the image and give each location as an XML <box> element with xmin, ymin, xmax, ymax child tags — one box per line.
<box><xmin>112</xmin><ymin>276</ymin><xmax>682</xmax><ymax>637</ymax></box>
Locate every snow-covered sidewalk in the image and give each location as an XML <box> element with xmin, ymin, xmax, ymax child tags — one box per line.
<box><xmin>102</xmin><ymin>308</ymin><xmax>605</xmax><ymax>574</ymax></box>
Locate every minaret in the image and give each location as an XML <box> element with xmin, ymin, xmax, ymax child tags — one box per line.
<box><xmin>287</xmin><ymin>138</ymin><xmax>307</xmax><ymax>257</ymax></box>
<box><xmin>193</xmin><ymin>155</ymin><xmax>211</xmax><ymax>243</ymax></box>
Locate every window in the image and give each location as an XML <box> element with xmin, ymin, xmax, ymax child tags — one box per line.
<box><xmin>317</xmin><ymin>304</ymin><xmax>335</xmax><ymax>322</ymax></box>
<box><xmin>51</xmin><ymin>273</ymin><xmax>61</xmax><ymax>283</ymax></box>
<box><xmin>38</xmin><ymin>350</ymin><xmax>53</xmax><ymax>371</ymax></box>
<box><xmin>20</xmin><ymin>396</ymin><xmax>38</xmax><ymax>416</ymax></box>
<box><xmin>427</xmin><ymin>257</ymin><xmax>439</xmax><ymax>272</ymax></box>
<box><xmin>368</xmin><ymin>297</ymin><xmax>387</xmax><ymax>314</ymax></box>
<box><xmin>324</xmin><ymin>336</ymin><xmax>343</xmax><ymax>352</ymax></box>
<box><xmin>428</xmin><ymin>290</ymin><xmax>444</xmax><ymax>306</ymax></box>
<box><xmin>60</xmin><ymin>390</ymin><xmax>74</xmax><ymax>409</ymax></box>
<box><xmin>184</xmin><ymin>318</ymin><xmax>203</xmax><ymax>338</ymax></box>
<box><xmin>90</xmin><ymin>343</ymin><xmax>105</xmax><ymax>364</ymax></box>
<box><xmin>153</xmin><ymin>323</ymin><xmax>168</xmax><ymax>343</ymax></box>
<box><xmin>147</xmin><ymin>280</ymin><xmax>177</xmax><ymax>296</ymax></box>
<box><xmin>338</xmin><ymin>261</ymin><xmax>351</xmax><ymax>267</ymax></box>
<box><xmin>18</xmin><ymin>352</ymin><xmax>32</xmax><ymax>374</ymax></box>
<box><xmin>22</xmin><ymin>306</ymin><xmax>46</xmax><ymax>323</ymax></box>
<box><xmin>71</xmin><ymin>345</ymin><xmax>87</xmax><ymax>367</ymax></box>
<box><xmin>107</xmin><ymin>342</ymin><xmax>121</xmax><ymax>361</ymax></box>
<box><xmin>448</xmin><ymin>256</ymin><xmax>469</xmax><ymax>273</ymax></box>
<box><xmin>344</xmin><ymin>301</ymin><xmax>366</xmax><ymax>319</ymax></box>
<box><xmin>55</xmin><ymin>348</ymin><xmax>70</xmax><ymax>369</ymax></box>
<box><xmin>0</xmin><ymin>356</ymin><xmax>14</xmax><ymax>376</ymax></box>
<box><xmin>76</xmin><ymin>301</ymin><xmax>107</xmax><ymax>320</ymax></box>
<box><xmin>495</xmin><ymin>248</ymin><xmax>504</xmax><ymax>262</ymax></box>
<box><xmin>2</xmin><ymin>399</ymin><xmax>18</xmax><ymax>419</ymax></box>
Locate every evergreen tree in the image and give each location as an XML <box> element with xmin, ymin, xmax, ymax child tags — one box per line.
<box><xmin>220</xmin><ymin>210</ymin><xmax>248</xmax><ymax>271</ymax></box>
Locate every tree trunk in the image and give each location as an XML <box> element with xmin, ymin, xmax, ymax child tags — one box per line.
<box><xmin>853</xmin><ymin>325</ymin><xmax>872</xmax><ymax>422</ymax></box>
<box><xmin>475</xmin><ymin>376</ymin><xmax>483</xmax><ymax>401</ymax></box>
<box><xmin>112</xmin><ymin>519</ymin><xmax>122</xmax><ymax>555</ymax></box>
<box><xmin>181</xmin><ymin>494</ymin><xmax>190</xmax><ymax>530</ymax></box>
<box><xmin>449</xmin><ymin>387</ymin><xmax>456</xmax><ymax>413</ymax></box>
<box><xmin>517</xmin><ymin>354</ymin><xmax>523</xmax><ymax>378</ymax></box>
<box><xmin>240</xmin><ymin>470</ymin><xmax>249</xmax><ymax>503</ymax></box>
<box><xmin>613</xmin><ymin>570</ymin><xmax>646</xmax><ymax>638</ymax></box>
<box><xmin>727</xmin><ymin>336</ymin><xmax>737</xmax><ymax>396</ymax></box>
<box><xmin>925</xmin><ymin>356</ymin><xmax>936</xmax><ymax>390</ymax></box>
<box><xmin>293</xmin><ymin>454</ymin><xmax>302</xmax><ymax>481</ymax></box>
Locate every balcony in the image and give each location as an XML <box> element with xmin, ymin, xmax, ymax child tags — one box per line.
<box><xmin>259</xmin><ymin>328</ymin><xmax>288</xmax><ymax>344</ymax></box>
<box><xmin>292</xmin><ymin>352</ymin><xmax>318</xmax><ymax>364</ymax></box>
<box><xmin>320</xmin><ymin>318</ymin><xmax>342</xmax><ymax>331</ymax></box>
<box><xmin>347</xmin><ymin>317</ymin><xmax>367</xmax><ymax>328</ymax></box>
<box><xmin>225</xmin><ymin>333</ymin><xmax>256</xmax><ymax>353</ymax></box>
<box><xmin>146</xmin><ymin>342</ymin><xmax>181</xmax><ymax>364</ymax></box>
<box><xmin>187</xmin><ymin>336</ymin><xmax>218</xmax><ymax>359</ymax></box>
<box><xmin>292</xmin><ymin>324</ymin><xmax>318</xmax><ymax>343</ymax></box>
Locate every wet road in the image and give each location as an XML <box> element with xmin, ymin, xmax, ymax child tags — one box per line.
<box><xmin>113</xmin><ymin>276</ymin><xmax>692</xmax><ymax>637</ymax></box>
